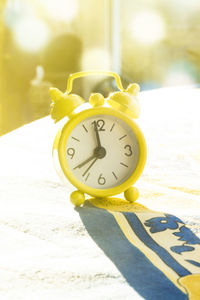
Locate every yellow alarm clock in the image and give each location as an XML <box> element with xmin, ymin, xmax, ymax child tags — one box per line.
<box><xmin>50</xmin><ymin>71</ymin><xmax>147</xmax><ymax>206</ymax></box>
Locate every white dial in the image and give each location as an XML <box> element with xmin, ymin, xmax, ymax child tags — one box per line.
<box><xmin>65</xmin><ymin>114</ymin><xmax>139</xmax><ymax>189</ymax></box>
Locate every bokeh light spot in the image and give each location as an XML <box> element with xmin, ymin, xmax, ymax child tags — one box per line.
<box><xmin>131</xmin><ymin>10</ymin><xmax>166</xmax><ymax>45</ymax></box>
<box><xmin>81</xmin><ymin>48</ymin><xmax>111</xmax><ymax>70</ymax></box>
<box><xmin>163</xmin><ymin>61</ymin><xmax>197</xmax><ymax>86</ymax></box>
<box><xmin>164</xmin><ymin>71</ymin><xmax>196</xmax><ymax>86</ymax></box>
<box><xmin>38</xmin><ymin>0</ymin><xmax>78</xmax><ymax>22</ymax></box>
<box><xmin>13</xmin><ymin>17</ymin><xmax>49</xmax><ymax>52</ymax></box>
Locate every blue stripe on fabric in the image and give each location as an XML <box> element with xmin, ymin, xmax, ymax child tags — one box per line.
<box><xmin>123</xmin><ymin>212</ymin><xmax>191</xmax><ymax>277</ymax></box>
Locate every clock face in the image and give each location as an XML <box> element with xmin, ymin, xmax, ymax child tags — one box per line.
<box><xmin>65</xmin><ymin>114</ymin><xmax>139</xmax><ymax>189</ymax></box>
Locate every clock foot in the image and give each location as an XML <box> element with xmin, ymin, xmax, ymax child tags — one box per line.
<box><xmin>70</xmin><ymin>190</ymin><xmax>85</xmax><ymax>206</ymax></box>
<box><xmin>124</xmin><ymin>187</ymin><xmax>139</xmax><ymax>203</ymax></box>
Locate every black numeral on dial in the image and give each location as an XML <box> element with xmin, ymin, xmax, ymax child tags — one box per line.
<box><xmin>124</xmin><ymin>145</ymin><xmax>132</xmax><ymax>156</ymax></box>
<box><xmin>98</xmin><ymin>173</ymin><xmax>106</xmax><ymax>185</ymax></box>
<box><xmin>67</xmin><ymin>147</ymin><xmax>75</xmax><ymax>159</ymax></box>
<box><xmin>92</xmin><ymin>119</ymin><xmax>105</xmax><ymax>131</ymax></box>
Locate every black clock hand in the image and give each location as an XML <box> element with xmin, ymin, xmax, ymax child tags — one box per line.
<box><xmin>82</xmin><ymin>157</ymin><xmax>98</xmax><ymax>177</ymax></box>
<box><xmin>73</xmin><ymin>142</ymin><xmax>106</xmax><ymax>171</ymax></box>
<box><xmin>73</xmin><ymin>154</ymin><xmax>97</xmax><ymax>169</ymax></box>
<box><xmin>93</xmin><ymin>121</ymin><xmax>101</xmax><ymax>148</ymax></box>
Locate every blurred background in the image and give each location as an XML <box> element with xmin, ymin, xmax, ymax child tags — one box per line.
<box><xmin>0</xmin><ymin>0</ymin><xmax>200</xmax><ymax>135</ymax></box>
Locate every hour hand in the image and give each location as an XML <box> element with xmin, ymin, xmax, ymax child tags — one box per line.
<box><xmin>93</xmin><ymin>121</ymin><xmax>101</xmax><ymax>148</ymax></box>
<box><xmin>73</xmin><ymin>154</ymin><xmax>96</xmax><ymax>169</ymax></box>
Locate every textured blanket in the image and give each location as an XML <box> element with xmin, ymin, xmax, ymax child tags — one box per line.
<box><xmin>0</xmin><ymin>87</ymin><xmax>199</xmax><ymax>299</ymax></box>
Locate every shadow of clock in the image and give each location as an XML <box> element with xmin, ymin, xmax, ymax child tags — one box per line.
<box><xmin>76</xmin><ymin>200</ymin><xmax>187</xmax><ymax>300</ymax></box>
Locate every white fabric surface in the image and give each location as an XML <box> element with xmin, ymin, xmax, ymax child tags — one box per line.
<box><xmin>0</xmin><ymin>87</ymin><xmax>200</xmax><ymax>299</ymax></box>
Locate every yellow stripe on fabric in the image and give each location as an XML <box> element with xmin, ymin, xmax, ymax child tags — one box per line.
<box><xmin>88</xmin><ymin>197</ymin><xmax>151</xmax><ymax>213</ymax></box>
<box><xmin>110</xmin><ymin>210</ymin><xmax>187</xmax><ymax>294</ymax></box>
<box><xmin>179</xmin><ymin>274</ymin><xmax>200</xmax><ymax>300</ymax></box>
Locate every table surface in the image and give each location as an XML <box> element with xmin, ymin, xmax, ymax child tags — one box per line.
<box><xmin>0</xmin><ymin>86</ymin><xmax>200</xmax><ymax>300</ymax></box>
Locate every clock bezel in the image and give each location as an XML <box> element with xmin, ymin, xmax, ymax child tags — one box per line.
<box><xmin>58</xmin><ymin>107</ymin><xmax>147</xmax><ymax>197</ymax></box>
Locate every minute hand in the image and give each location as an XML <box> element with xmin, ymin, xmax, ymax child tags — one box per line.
<box><xmin>73</xmin><ymin>154</ymin><xmax>96</xmax><ymax>169</ymax></box>
<box><xmin>82</xmin><ymin>157</ymin><xmax>98</xmax><ymax>177</ymax></box>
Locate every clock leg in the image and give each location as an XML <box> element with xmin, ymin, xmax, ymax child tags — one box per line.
<box><xmin>70</xmin><ymin>190</ymin><xmax>85</xmax><ymax>206</ymax></box>
<box><xmin>124</xmin><ymin>187</ymin><xmax>139</xmax><ymax>203</ymax></box>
